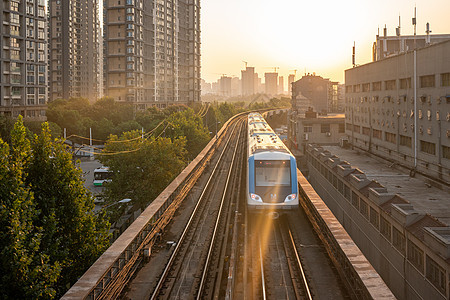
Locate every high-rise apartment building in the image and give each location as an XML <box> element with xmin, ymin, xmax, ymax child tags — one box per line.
<box><xmin>288</xmin><ymin>74</ymin><xmax>295</xmax><ymax>94</ymax></box>
<box><xmin>49</xmin><ymin>0</ymin><xmax>101</xmax><ymax>102</ymax></box>
<box><xmin>104</xmin><ymin>0</ymin><xmax>201</xmax><ymax>109</ymax></box>
<box><xmin>218</xmin><ymin>76</ymin><xmax>231</xmax><ymax>97</ymax></box>
<box><xmin>0</xmin><ymin>0</ymin><xmax>48</xmax><ymax>120</ymax></box>
<box><xmin>264</xmin><ymin>72</ymin><xmax>278</xmax><ymax>95</ymax></box>
<box><xmin>241</xmin><ymin>66</ymin><xmax>255</xmax><ymax>95</ymax></box>
<box><xmin>278</xmin><ymin>76</ymin><xmax>284</xmax><ymax>94</ymax></box>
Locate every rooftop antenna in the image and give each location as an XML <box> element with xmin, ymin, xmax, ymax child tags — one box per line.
<box><xmin>412</xmin><ymin>6</ymin><xmax>417</xmax><ymax>48</ymax></box>
<box><xmin>426</xmin><ymin>22</ymin><xmax>432</xmax><ymax>44</ymax></box>
<box><xmin>352</xmin><ymin>41</ymin><xmax>356</xmax><ymax>67</ymax></box>
<box><xmin>243</xmin><ymin>61</ymin><xmax>248</xmax><ymax>69</ymax></box>
<box><xmin>396</xmin><ymin>15</ymin><xmax>401</xmax><ymax>36</ymax></box>
<box><xmin>412</xmin><ymin>5</ymin><xmax>418</xmax><ymax>169</ymax></box>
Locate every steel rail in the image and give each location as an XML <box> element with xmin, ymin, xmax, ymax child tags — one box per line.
<box><xmin>288</xmin><ymin>228</ymin><xmax>313</xmax><ymax>300</ymax></box>
<box><xmin>196</xmin><ymin>119</ymin><xmax>244</xmax><ymax>299</ymax></box>
<box><xmin>272</xmin><ymin>221</ymin><xmax>291</xmax><ymax>299</ymax></box>
<box><xmin>259</xmin><ymin>237</ymin><xmax>267</xmax><ymax>300</ymax></box>
<box><xmin>150</xmin><ymin>118</ymin><xmax>241</xmax><ymax>300</ymax></box>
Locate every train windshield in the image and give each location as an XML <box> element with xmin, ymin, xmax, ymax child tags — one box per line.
<box><xmin>255</xmin><ymin>160</ymin><xmax>290</xmax><ymax>186</ymax></box>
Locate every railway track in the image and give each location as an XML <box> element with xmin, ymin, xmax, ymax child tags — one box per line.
<box><xmin>248</xmin><ymin>215</ymin><xmax>313</xmax><ymax>300</ymax></box>
<box><xmin>123</xmin><ymin>114</ymin><xmax>350</xmax><ymax>300</ymax></box>
<box><xmin>150</xmin><ymin>117</ymin><xmax>246</xmax><ymax>300</ymax></box>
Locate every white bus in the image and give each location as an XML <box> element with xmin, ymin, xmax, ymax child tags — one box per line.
<box><xmin>93</xmin><ymin>166</ymin><xmax>113</xmax><ymax>187</ymax></box>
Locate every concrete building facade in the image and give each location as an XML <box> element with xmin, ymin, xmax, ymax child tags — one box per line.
<box><xmin>288</xmin><ymin>109</ymin><xmax>346</xmax><ymax>156</ymax></box>
<box><xmin>104</xmin><ymin>0</ymin><xmax>201</xmax><ymax>109</ymax></box>
<box><xmin>49</xmin><ymin>0</ymin><xmax>101</xmax><ymax>102</ymax></box>
<box><xmin>0</xmin><ymin>0</ymin><xmax>48</xmax><ymax>120</ymax></box>
<box><xmin>345</xmin><ymin>40</ymin><xmax>450</xmax><ymax>184</ymax></box>
<box><xmin>306</xmin><ymin>144</ymin><xmax>450</xmax><ymax>300</ymax></box>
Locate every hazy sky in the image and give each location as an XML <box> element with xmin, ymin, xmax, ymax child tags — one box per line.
<box><xmin>201</xmin><ymin>0</ymin><xmax>450</xmax><ymax>85</ymax></box>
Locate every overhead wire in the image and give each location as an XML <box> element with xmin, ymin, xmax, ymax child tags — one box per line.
<box><xmin>66</xmin><ymin>121</ymin><xmax>173</xmax><ymax>156</ymax></box>
<box><xmin>63</xmin><ymin>119</ymin><xmax>168</xmax><ymax>145</ymax></box>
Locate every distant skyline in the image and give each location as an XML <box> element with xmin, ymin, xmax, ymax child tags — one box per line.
<box><xmin>201</xmin><ymin>0</ymin><xmax>450</xmax><ymax>85</ymax></box>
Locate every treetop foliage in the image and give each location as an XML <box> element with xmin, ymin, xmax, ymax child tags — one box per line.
<box><xmin>0</xmin><ymin>116</ymin><xmax>110</xmax><ymax>298</ymax></box>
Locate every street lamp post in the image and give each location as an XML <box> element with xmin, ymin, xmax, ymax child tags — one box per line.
<box><xmin>101</xmin><ymin>198</ymin><xmax>132</xmax><ymax>210</ymax></box>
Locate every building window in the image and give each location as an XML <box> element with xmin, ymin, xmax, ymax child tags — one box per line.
<box><xmin>393</xmin><ymin>227</ymin><xmax>406</xmax><ymax>254</ymax></box>
<box><xmin>385</xmin><ymin>132</ymin><xmax>396</xmax><ymax>144</ymax></box>
<box><xmin>343</xmin><ymin>185</ymin><xmax>350</xmax><ymax>200</ymax></box>
<box><xmin>380</xmin><ymin>216</ymin><xmax>391</xmax><ymax>240</ymax></box>
<box><xmin>385</xmin><ymin>80</ymin><xmax>396</xmax><ymax>90</ymax></box>
<box><xmin>353</xmin><ymin>85</ymin><xmax>360</xmax><ymax>93</ymax></box>
<box><xmin>351</xmin><ymin>191</ymin><xmax>359</xmax><ymax>209</ymax></box>
<box><xmin>420</xmin><ymin>140</ymin><xmax>436</xmax><ymax>155</ymax></box>
<box><xmin>346</xmin><ymin>85</ymin><xmax>352</xmax><ymax>93</ymax></box>
<box><xmin>426</xmin><ymin>256</ymin><xmax>446</xmax><ymax>294</ymax></box>
<box><xmin>304</xmin><ymin>126</ymin><xmax>312</xmax><ymax>133</ymax></box>
<box><xmin>338</xmin><ymin>123</ymin><xmax>345</xmax><ymax>133</ymax></box>
<box><xmin>400</xmin><ymin>78</ymin><xmax>411</xmax><ymax>89</ymax></box>
<box><xmin>443</xmin><ymin>146</ymin><xmax>450</xmax><ymax>160</ymax></box>
<box><xmin>420</xmin><ymin>75</ymin><xmax>435</xmax><ymax>88</ymax></box>
<box><xmin>372</xmin><ymin>81</ymin><xmax>381</xmax><ymax>91</ymax></box>
<box><xmin>353</xmin><ymin>125</ymin><xmax>360</xmax><ymax>133</ymax></box>
<box><xmin>370</xmin><ymin>207</ymin><xmax>379</xmax><ymax>229</ymax></box>
<box><xmin>362</xmin><ymin>83</ymin><xmax>370</xmax><ymax>92</ymax></box>
<box><xmin>337</xmin><ymin>179</ymin><xmax>344</xmax><ymax>194</ymax></box>
<box><xmin>321</xmin><ymin>124</ymin><xmax>330</xmax><ymax>133</ymax></box>
<box><xmin>440</xmin><ymin>73</ymin><xmax>450</xmax><ymax>87</ymax></box>
<box><xmin>345</xmin><ymin>123</ymin><xmax>352</xmax><ymax>131</ymax></box>
<box><xmin>400</xmin><ymin>135</ymin><xmax>412</xmax><ymax>148</ymax></box>
<box><xmin>373</xmin><ymin>129</ymin><xmax>382</xmax><ymax>139</ymax></box>
<box><xmin>408</xmin><ymin>240</ymin><xmax>424</xmax><ymax>273</ymax></box>
<box><xmin>362</xmin><ymin>127</ymin><xmax>370</xmax><ymax>136</ymax></box>
<box><xmin>359</xmin><ymin>200</ymin><xmax>369</xmax><ymax>219</ymax></box>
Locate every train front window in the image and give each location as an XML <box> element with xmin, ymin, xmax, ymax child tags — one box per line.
<box><xmin>255</xmin><ymin>160</ymin><xmax>290</xmax><ymax>186</ymax></box>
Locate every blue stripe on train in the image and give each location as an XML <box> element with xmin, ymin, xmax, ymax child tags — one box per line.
<box><xmin>248</xmin><ymin>156</ymin><xmax>255</xmax><ymax>194</ymax></box>
<box><xmin>290</xmin><ymin>156</ymin><xmax>298</xmax><ymax>195</ymax></box>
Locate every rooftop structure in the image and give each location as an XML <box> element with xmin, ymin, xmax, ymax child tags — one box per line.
<box><xmin>374</xmin><ymin>25</ymin><xmax>450</xmax><ymax>61</ymax></box>
<box><xmin>306</xmin><ymin>143</ymin><xmax>450</xmax><ymax>300</ymax></box>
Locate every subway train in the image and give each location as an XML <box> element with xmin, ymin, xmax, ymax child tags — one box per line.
<box><xmin>246</xmin><ymin>113</ymin><xmax>298</xmax><ymax>215</ymax></box>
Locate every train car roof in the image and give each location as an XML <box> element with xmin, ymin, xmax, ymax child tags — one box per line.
<box><xmin>247</xmin><ymin>113</ymin><xmax>293</xmax><ymax>157</ymax></box>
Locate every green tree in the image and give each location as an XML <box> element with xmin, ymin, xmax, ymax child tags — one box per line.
<box><xmin>26</xmin><ymin>123</ymin><xmax>110</xmax><ymax>296</ymax></box>
<box><xmin>165</xmin><ymin>108</ymin><xmax>210</xmax><ymax>159</ymax></box>
<box><xmin>0</xmin><ymin>116</ymin><xmax>60</xmax><ymax>299</ymax></box>
<box><xmin>0</xmin><ymin>117</ymin><xmax>110</xmax><ymax>298</ymax></box>
<box><xmin>99</xmin><ymin>130</ymin><xmax>187</xmax><ymax>209</ymax></box>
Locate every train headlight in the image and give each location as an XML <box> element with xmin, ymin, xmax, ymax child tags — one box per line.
<box><xmin>285</xmin><ymin>194</ymin><xmax>297</xmax><ymax>202</ymax></box>
<box><xmin>250</xmin><ymin>193</ymin><xmax>262</xmax><ymax>202</ymax></box>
